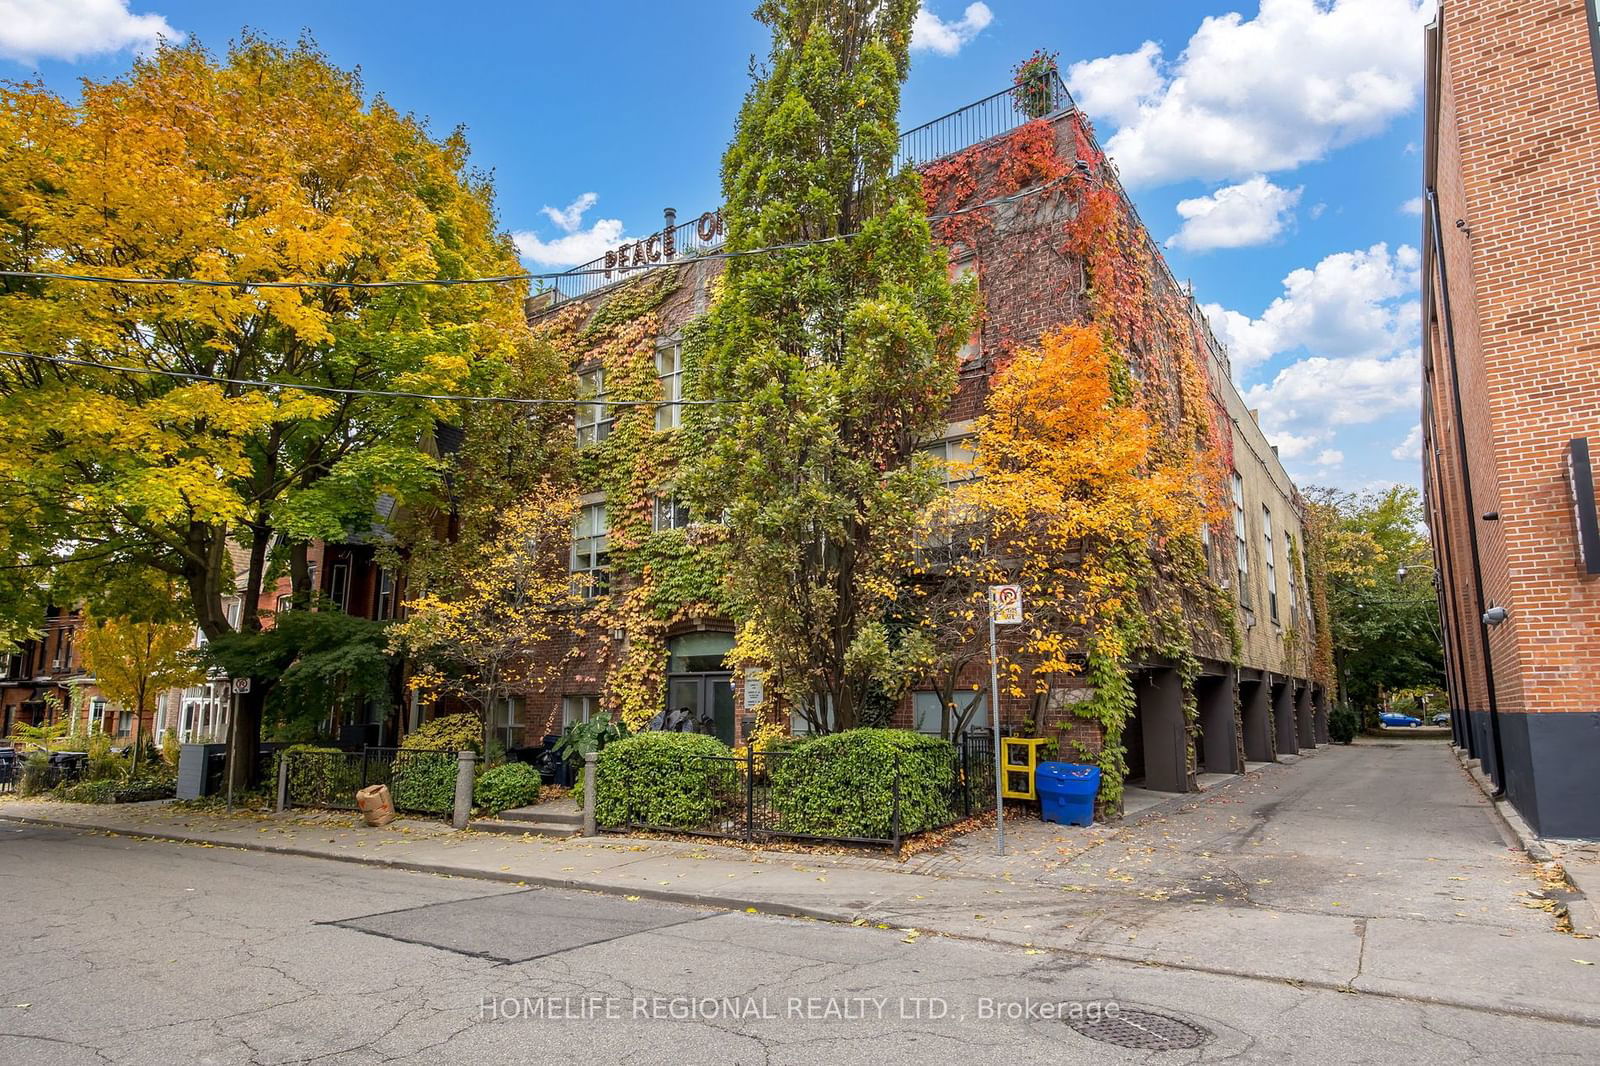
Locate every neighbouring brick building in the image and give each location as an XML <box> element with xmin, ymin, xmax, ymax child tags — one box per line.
<box><xmin>501</xmin><ymin>69</ymin><xmax>1331</xmax><ymax>802</ymax></box>
<box><xmin>1422</xmin><ymin>1</ymin><xmax>1600</xmax><ymax>837</ymax></box>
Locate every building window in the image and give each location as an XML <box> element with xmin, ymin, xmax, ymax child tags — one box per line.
<box><xmin>1231</xmin><ymin>472</ymin><xmax>1249</xmax><ymax>603</ymax></box>
<box><xmin>919</xmin><ymin>435</ymin><xmax>979</xmax><ymax>488</ymax></box>
<box><xmin>1262</xmin><ymin>505</ymin><xmax>1278</xmax><ymax>624</ymax></box>
<box><xmin>571</xmin><ymin>501</ymin><xmax>610</xmax><ymax>598</ymax></box>
<box><xmin>88</xmin><ymin>697</ymin><xmax>107</xmax><ymax>734</ymax></box>
<box><xmin>912</xmin><ymin>690</ymin><xmax>988</xmax><ymax>734</ymax></box>
<box><xmin>951</xmin><ymin>260</ymin><xmax>980</xmax><ymax>363</ymax></box>
<box><xmin>1286</xmin><ymin>532</ymin><xmax>1299</xmax><ymax>627</ymax></box>
<box><xmin>375</xmin><ymin>568</ymin><xmax>395</xmax><ymax>620</ymax></box>
<box><xmin>654</xmin><ymin>493</ymin><xmax>692</xmax><ymax>532</ymax></box>
<box><xmin>563</xmin><ymin>695</ymin><xmax>600</xmax><ymax>728</ymax></box>
<box><xmin>655</xmin><ymin>342</ymin><xmax>683</xmax><ymax>431</ymax></box>
<box><xmin>116</xmin><ymin>711</ymin><xmax>132</xmax><ymax>738</ymax></box>
<box><xmin>329</xmin><ymin>563</ymin><xmax>350</xmax><ymax>613</ymax></box>
<box><xmin>492</xmin><ymin>697</ymin><xmax>524</xmax><ymax>752</ymax></box>
<box><xmin>576</xmin><ymin>367</ymin><xmax>612</xmax><ymax>445</ymax></box>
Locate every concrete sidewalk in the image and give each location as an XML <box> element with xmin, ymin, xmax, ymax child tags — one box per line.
<box><xmin>5</xmin><ymin>739</ymin><xmax>1597</xmax><ymax>1028</ymax></box>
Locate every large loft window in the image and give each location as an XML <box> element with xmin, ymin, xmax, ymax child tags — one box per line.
<box><xmin>571</xmin><ymin>500</ymin><xmax>610</xmax><ymax>599</ymax></box>
<box><xmin>1286</xmin><ymin>531</ymin><xmax>1299</xmax><ymax>628</ymax></box>
<box><xmin>653</xmin><ymin>493</ymin><xmax>692</xmax><ymax>532</ymax></box>
<box><xmin>1231</xmin><ymin>472</ymin><xmax>1249</xmax><ymax>605</ymax></box>
<box><xmin>655</xmin><ymin>341</ymin><xmax>683</xmax><ymax>431</ymax></box>
<box><xmin>576</xmin><ymin>368</ymin><xmax>612</xmax><ymax>445</ymax></box>
<box><xmin>1262</xmin><ymin>505</ymin><xmax>1279</xmax><ymax>624</ymax></box>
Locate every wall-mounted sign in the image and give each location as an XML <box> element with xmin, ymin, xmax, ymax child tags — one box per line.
<box><xmin>989</xmin><ymin>584</ymin><xmax>1023</xmax><ymax>625</ymax></box>
<box><xmin>603</xmin><ymin>208</ymin><xmax>725</xmax><ymax>279</ymax></box>
<box><xmin>1567</xmin><ymin>437</ymin><xmax>1600</xmax><ymax>576</ymax></box>
<box><xmin>743</xmin><ymin>668</ymin><xmax>764</xmax><ymax>709</ymax></box>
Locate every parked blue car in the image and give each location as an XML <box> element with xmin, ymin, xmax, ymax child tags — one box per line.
<box><xmin>1380</xmin><ymin>712</ymin><xmax>1422</xmax><ymax>727</ymax></box>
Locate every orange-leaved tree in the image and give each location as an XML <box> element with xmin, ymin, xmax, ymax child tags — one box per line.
<box><xmin>946</xmin><ymin>325</ymin><xmax>1216</xmax><ymax>804</ymax></box>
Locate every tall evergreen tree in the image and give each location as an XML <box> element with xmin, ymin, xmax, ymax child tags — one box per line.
<box><xmin>687</xmin><ymin>0</ymin><xmax>973</xmax><ymax>731</ymax></box>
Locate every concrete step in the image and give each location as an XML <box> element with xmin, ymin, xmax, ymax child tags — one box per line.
<box><xmin>499</xmin><ymin>805</ymin><xmax>581</xmax><ymax>825</ymax></box>
<box><xmin>467</xmin><ymin>817</ymin><xmax>579</xmax><ymax>838</ymax></box>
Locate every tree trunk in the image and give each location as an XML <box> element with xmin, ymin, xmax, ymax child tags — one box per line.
<box><xmin>228</xmin><ymin>687</ymin><xmax>264</xmax><ymax>792</ymax></box>
<box><xmin>290</xmin><ymin>541</ymin><xmax>311</xmax><ymax>608</ymax></box>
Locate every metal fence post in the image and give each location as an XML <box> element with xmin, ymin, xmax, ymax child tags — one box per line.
<box><xmin>360</xmin><ymin>746</ymin><xmax>370</xmax><ymax>790</ymax></box>
<box><xmin>891</xmin><ymin>756</ymin><xmax>903</xmax><ymax>858</ymax></box>
<box><xmin>452</xmin><ymin>749</ymin><xmax>476</xmax><ymax>830</ymax></box>
<box><xmin>275</xmin><ymin>752</ymin><xmax>289</xmax><ymax>813</ymax></box>
<box><xmin>582</xmin><ymin>752</ymin><xmax>597</xmax><ymax>837</ymax></box>
<box><xmin>961</xmin><ymin>738</ymin><xmax>971</xmax><ymax>817</ymax></box>
<box><xmin>745</xmin><ymin>746</ymin><xmax>755</xmax><ymax>843</ymax></box>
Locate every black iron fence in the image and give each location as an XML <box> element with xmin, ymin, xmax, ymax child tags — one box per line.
<box><xmin>601</xmin><ymin>732</ymin><xmax>996</xmax><ymax>851</ymax></box>
<box><xmin>282</xmin><ymin>746</ymin><xmax>457</xmax><ymax>816</ymax></box>
<box><xmin>0</xmin><ymin>750</ymin><xmax>87</xmax><ymax>795</ymax></box>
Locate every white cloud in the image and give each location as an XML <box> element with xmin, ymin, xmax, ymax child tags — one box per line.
<box><xmin>512</xmin><ymin>193</ymin><xmax>635</xmax><ymax>268</ymax></box>
<box><xmin>0</xmin><ymin>0</ymin><xmax>181</xmax><ymax>63</ymax></box>
<box><xmin>1167</xmin><ymin>175</ymin><xmax>1301</xmax><ymax>252</ymax></box>
<box><xmin>542</xmin><ymin>193</ymin><xmax>598</xmax><ymax>233</ymax></box>
<box><xmin>1391</xmin><ymin>424</ymin><xmax>1423</xmax><ymax>461</ymax></box>
<box><xmin>1209</xmin><ymin>241</ymin><xmax>1422</xmax><ymax>473</ymax></box>
<box><xmin>1066</xmin><ymin>0</ymin><xmax>1436</xmax><ymax>187</ymax></box>
<box><xmin>1203</xmin><ymin>241</ymin><xmax>1419</xmax><ymax>373</ymax></box>
<box><xmin>911</xmin><ymin>2</ymin><xmax>993</xmax><ymax>56</ymax></box>
<box><xmin>1400</xmin><ymin>195</ymin><xmax>1424</xmax><ymax>216</ymax></box>
<box><xmin>1064</xmin><ymin>41</ymin><xmax>1162</xmax><ymax>127</ymax></box>
<box><xmin>1243</xmin><ymin>352</ymin><xmax>1419</xmax><ymax>458</ymax></box>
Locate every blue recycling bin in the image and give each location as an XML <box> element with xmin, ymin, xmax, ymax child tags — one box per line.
<box><xmin>1035</xmin><ymin>762</ymin><xmax>1101</xmax><ymax>827</ymax></box>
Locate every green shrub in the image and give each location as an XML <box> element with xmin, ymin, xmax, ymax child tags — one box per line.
<box><xmin>402</xmin><ymin>713</ymin><xmax>482</xmax><ymax>754</ymax></box>
<box><xmin>769</xmin><ymin>729</ymin><xmax>957</xmax><ymax>839</ymax></box>
<box><xmin>1329</xmin><ymin>704</ymin><xmax>1359</xmax><ymax>745</ymax></box>
<box><xmin>390</xmin><ymin>751</ymin><xmax>458</xmax><ymax>814</ymax></box>
<box><xmin>554</xmin><ymin>713</ymin><xmax>626</xmax><ymax>765</ymax></box>
<box><xmin>594</xmin><ymin>732</ymin><xmax>738</xmax><ymax>829</ymax></box>
<box><xmin>56</xmin><ymin>778</ymin><xmax>117</xmax><ymax>804</ymax></box>
<box><xmin>474</xmin><ymin>762</ymin><xmax>542</xmax><ymax>815</ymax></box>
<box><xmin>19</xmin><ymin>752</ymin><xmax>51</xmax><ymax>797</ymax></box>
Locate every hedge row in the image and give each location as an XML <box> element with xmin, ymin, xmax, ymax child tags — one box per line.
<box><xmin>593</xmin><ymin>732</ymin><xmax>739</xmax><ymax>829</ymax></box>
<box><xmin>593</xmin><ymin>728</ymin><xmax>959</xmax><ymax>840</ymax></box>
<box><xmin>768</xmin><ymin>729</ymin><xmax>957</xmax><ymax>838</ymax></box>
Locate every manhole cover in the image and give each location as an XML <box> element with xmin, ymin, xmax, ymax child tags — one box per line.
<box><xmin>1069</xmin><ymin>1008</ymin><xmax>1211</xmax><ymax>1050</ymax></box>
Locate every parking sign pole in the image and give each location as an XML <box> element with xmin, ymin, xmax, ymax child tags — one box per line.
<box><xmin>989</xmin><ymin>609</ymin><xmax>1005</xmax><ymax>857</ymax></box>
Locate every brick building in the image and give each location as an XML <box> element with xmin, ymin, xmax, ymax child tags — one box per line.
<box><xmin>502</xmin><ymin>71</ymin><xmax>1330</xmax><ymax>801</ymax></box>
<box><xmin>1422</xmin><ymin>1</ymin><xmax>1600</xmax><ymax>837</ymax></box>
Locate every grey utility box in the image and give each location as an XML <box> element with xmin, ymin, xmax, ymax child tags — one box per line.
<box><xmin>176</xmin><ymin>743</ymin><xmax>228</xmax><ymax>799</ymax></box>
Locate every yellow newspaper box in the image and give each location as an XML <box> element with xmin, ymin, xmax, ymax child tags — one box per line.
<box><xmin>1000</xmin><ymin>737</ymin><xmax>1049</xmax><ymax>800</ymax></box>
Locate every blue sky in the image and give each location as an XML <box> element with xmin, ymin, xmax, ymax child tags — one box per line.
<box><xmin>1</xmin><ymin>0</ymin><xmax>1435</xmax><ymax>493</ymax></box>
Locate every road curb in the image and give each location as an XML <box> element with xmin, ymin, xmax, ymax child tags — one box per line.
<box><xmin>1451</xmin><ymin>747</ymin><xmax>1553</xmax><ymax>861</ymax></box>
<box><xmin>1451</xmin><ymin>747</ymin><xmax>1600</xmax><ymax>936</ymax></box>
<box><xmin>0</xmin><ymin>811</ymin><xmax>855</xmax><ymax>924</ymax></box>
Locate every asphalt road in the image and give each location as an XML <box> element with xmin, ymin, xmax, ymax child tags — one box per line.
<box><xmin>2</xmin><ymin>818</ymin><xmax>1598</xmax><ymax>1065</ymax></box>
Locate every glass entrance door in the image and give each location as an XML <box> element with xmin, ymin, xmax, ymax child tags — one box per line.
<box><xmin>665</xmin><ymin>674</ymin><xmax>735</xmax><ymax>745</ymax></box>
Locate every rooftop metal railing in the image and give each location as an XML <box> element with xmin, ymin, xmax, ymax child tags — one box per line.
<box><xmin>537</xmin><ymin>74</ymin><xmax>1077</xmax><ymax>312</ymax></box>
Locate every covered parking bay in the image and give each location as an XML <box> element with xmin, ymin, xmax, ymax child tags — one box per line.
<box><xmin>1194</xmin><ymin>667</ymin><xmax>1241</xmax><ymax>775</ymax></box>
<box><xmin>1240</xmin><ymin>668</ymin><xmax>1274</xmax><ymax>763</ymax></box>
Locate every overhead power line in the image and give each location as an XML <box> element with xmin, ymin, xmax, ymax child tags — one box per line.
<box><xmin>0</xmin><ymin>350</ymin><xmax>726</xmax><ymax>407</ymax></box>
<box><xmin>0</xmin><ymin>173</ymin><xmax>1080</xmax><ymax>291</ymax></box>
